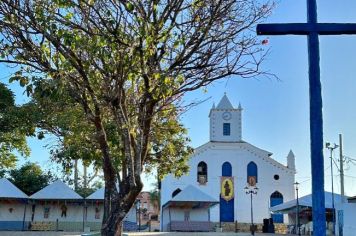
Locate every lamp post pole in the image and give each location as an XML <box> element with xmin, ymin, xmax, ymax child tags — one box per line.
<box><xmin>326</xmin><ymin>142</ymin><xmax>339</xmax><ymax>235</ymax></box>
<box><xmin>245</xmin><ymin>186</ymin><xmax>258</xmax><ymax>236</ymax></box>
<box><xmin>294</xmin><ymin>182</ymin><xmax>301</xmax><ymax>236</ymax></box>
<box><xmin>136</xmin><ymin>199</ymin><xmax>141</xmax><ymax>232</ymax></box>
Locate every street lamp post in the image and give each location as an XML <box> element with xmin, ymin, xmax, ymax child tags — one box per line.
<box><xmin>294</xmin><ymin>182</ymin><xmax>301</xmax><ymax>236</ymax></box>
<box><xmin>245</xmin><ymin>186</ymin><xmax>258</xmax><ymax>236</ymax></box>
<box><xmin>326</xmin><ymin>142</ymin><xmax>339</xmax><ymax>235</ymax></box>
<box><xmin>136</xmin><ymin>199</ymin><xmax>141</xmax><ymax>232</ymax></box>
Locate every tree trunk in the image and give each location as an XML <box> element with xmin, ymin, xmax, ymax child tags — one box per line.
<box><xmin>101</xmin><ymin>191</ymin><xmax>141</xmax><ymax>236</ymax></box>
<box><xmin>83</xmin><ymin>165</ymin><xmax>87</xmax><ymax>189</ymax></box>
<box><xmin>74</xmin><ymin>159</ymin><xmax>78</xmax><ymax>191</ymax></box>
<box><xmin>101</xmin><ymin>212</ymin><xmax>122</xmax><ymax>236</ymax></box>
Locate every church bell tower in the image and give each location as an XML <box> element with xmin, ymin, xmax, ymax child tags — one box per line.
<box><xmin>209</xmin><ymin>94</ymin><xmax>242</xmax><ymax>142</ymax></box>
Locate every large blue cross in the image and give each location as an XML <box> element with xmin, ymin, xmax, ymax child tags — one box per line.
<box><xmin>257</xmin><ymin>1</ymin><xmax>356</xmax><ymax>235</ymax></box>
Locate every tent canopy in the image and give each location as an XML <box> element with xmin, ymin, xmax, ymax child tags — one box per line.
<box><xmin>0</xmin><ymin>178</ymin><xmax>28</xmax><ymax>199</ymax></box>
<box><xmin>162</xmin><ymin>185</ymin><xmax>219</xmax><ymax>209</ymax></box>
<box><xmin>348</xmin><ymin>196</ymin><xmax>356</xmax><ymax>203</ymax></box>
<box><xmin>86</xmin><ymin>185</ymin><xmax>120</xmax><ymax>200</ymax></box>
<box><xmin>270</xmin><ymin>191</ymin><xmax>348</xmax><ymax>214</ymax></box>
<box><xmin>30</xmin><ymin>180</ymin><xmax>82</xmax><ymax>200</ymax></box>
<box><xmin>86</xmin><ymin>187</ymin><xmax>105</xmax><ymax>200</ymax></box>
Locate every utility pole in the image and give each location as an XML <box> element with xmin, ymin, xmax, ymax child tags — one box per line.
<box><xmin>339</xmin><ymin>134</ymin><xmax>345</xmax><ymax>202</ymax></box>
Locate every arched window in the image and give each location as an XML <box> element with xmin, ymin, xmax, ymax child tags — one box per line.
<box><xmin>247</xmin><ymin>161</ymin><xmax>258</xmax><ymax>185</ymax></box>
<box><xmin>270</xmin><ymin>191</ymin><xmax>284</xmax><ymax>223</ymax></box>
<box><xmin>172</xmin><ymin>188</ymin><xmax>182</xmax><ymax>198</ymax></box>
<box><xmin>197</xmin><ymin>161</ymin><xmax>208</xmax><ymax>184</ymax></box>
<box><xmin>222</xmin><ymin>162</ymin><xmax>232</xmax><ymax>177</ymax></box>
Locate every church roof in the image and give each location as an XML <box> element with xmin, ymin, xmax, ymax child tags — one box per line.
<box><xmin>30</xmin><ymin>180</ymin><xmax>83</xmax><ymax>200</ymax></box>
<box><xmin>216</xmin><ymin>94</ymin><xmax>234</xmax><ymax>109</ymax></box>
<box><xmin>270</xmin><ymin>192</ymin><xmax>348</xmax><ymax>213</ymax></box>
<box><xmin>0</xmin><ymin>178</ymin><xmax>28</xmax><ymax>199</ymax></box>
<box><xmin>162</xmin><ymin>185</ymin><xmax>219</xmax><ymax>209</ymax></box>
<box><xmin>193</xmin><ymin>141</ymin><xmax>295</xmax><ymax>173</ymax></box>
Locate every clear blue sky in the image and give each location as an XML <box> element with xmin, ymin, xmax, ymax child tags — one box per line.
<box><xmin>2</xmin><ymin>0</ymin><xmax>356</xmax><ymax>196</ymax></box>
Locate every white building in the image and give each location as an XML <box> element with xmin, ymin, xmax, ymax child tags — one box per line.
<box><xmin>85</xmin><ymin>187</ymin><xmax>137</xmax><ymax>232</ymax></box>
<box><xmin>29</xmin><ymin>180</ymin><xmax>84</xmax><ymax>231</ymax></box>
<box><xmin>336</xmin><ymin>196</ymin><xmax>356</xmax><ymax>236</ymax></box>
<box><xmin>161</xmin><ymin>95</ymin><xmax>296</xmax><ymax>231</ymax></box>
<box><xmin>0</xmin><ymin>178</ymin><xmax>29</xmax><ymax>230</ymax></box>
<box><xmin>271</xmin><ymin>191</ymin><xmax>348</xmax><ymax>235</ymax></box>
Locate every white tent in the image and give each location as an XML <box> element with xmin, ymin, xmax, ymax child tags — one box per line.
<box><xmin>30</xmin><ymin>180</ymin><xmax>82</xmax><ymax>200</ymax></box>
<box><xmin>85</xmin><ymin>187</ymin><xmax>137</xmax><ymax>232</ymax></box>
<box><xmin>0</xmin><ymin>178</ymin><xmax>29</xmax><ymax>230</ymax></box>
<box><xmin>163</xmin><ymin>185</ymin><xmax>219</xmax><ymax>208</ymax></box>
<box><xmin>86</xmin><ymin>187</ymin><xmax>104</xmax><ymax>200</ymax></box>
<box><xmin>0</xmin><ymin>178</ymin><xmax>28</xmax><ymax>199</ymax></box>
<box><xmin>161</xmin><ymin>185</ymin><xmax>219</xmax><ymax>232</ymax></box>
<box><xmin>29</xmin><ymin>180</ymin><xmax>83</xmax><ymax>231</ymax></box>
<box><xmin>270</xmin><ymin>191</ymin><xmax>348</xmax><ymax>214</ymax></box>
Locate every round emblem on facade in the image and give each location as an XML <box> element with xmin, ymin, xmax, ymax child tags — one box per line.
<box><xmin>222</xmin><ymin>111</ymin><xmax>232</xmax><ymax>120</ymax></box>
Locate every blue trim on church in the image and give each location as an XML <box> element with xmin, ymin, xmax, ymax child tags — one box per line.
<box><xmin>220</xmin><ymin>162</ymin><xmax>234</xmax><ymax>222</ymax></box>
<box><xmin>247</xmin><ymin>161</ymin><xmax>258</xmax><ymax>183</ymax></box>
<box><xmin>222</xmin><ymin>162</ymin><xmax>232</xmax><ymax>176</ymax></box>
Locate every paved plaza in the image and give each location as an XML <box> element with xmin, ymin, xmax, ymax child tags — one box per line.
<box><xmin>0</xmin><ymin>232</ymin><xmax>293</xmax><ymax>236</ymax></box>
<box><xmin>124</xmin><ymin>233</ymin><xmax>292</xmax><ymax>236</ymax></box>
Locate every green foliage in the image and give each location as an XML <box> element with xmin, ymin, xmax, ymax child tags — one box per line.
<box><xmin>0</xmin><ymin>169</ymin><xmax>6</xmax><ymax>178</ymax></box>
<box><xmin>0</xmin><ymin>83</ymin><xmax>36</xmax><ymax>168</ymax></box>
<box><xmin>9</xmin><ymin>162</ymin><xmax>55</xmax><ymax>195</ymax></box>
<box><xmin>0</xmin><ymin>1</ymin><xmax>273</xmax><ymax>232</ymax></box>
<box><xmin>76</xmin><ymin>180</ymin><xmax>103</xmax><ymax>198</ymax></box>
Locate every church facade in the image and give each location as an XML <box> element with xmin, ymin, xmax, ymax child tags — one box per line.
<box><xmin>160</xmin><ymin>95</ymin><xmax>296</xmax><ymax>231</ymax></box>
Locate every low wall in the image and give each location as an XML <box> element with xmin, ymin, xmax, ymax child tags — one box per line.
<box><xmin>0</xmin><ymin>221</ymin><xmax>30</xmax><ymax>231</ymax></box>
<box><xmin>30</xmin><ymin>221</ymin><xmax>83</xmax><ymax>231</ymax></box>
<box><xmin>214</xmin><ymin>222</ymin><xmax>287</xmax><ymax>234</ymax></box>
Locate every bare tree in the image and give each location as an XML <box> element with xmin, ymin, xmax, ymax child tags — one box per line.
<box><xmin>0</xmin><ymin>0</ymin><xmax>273</xmax><ymax>235</ymax></box>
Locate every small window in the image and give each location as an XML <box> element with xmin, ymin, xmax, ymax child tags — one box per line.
<box><xmin>172</xmin><ymin>188</ymin><xmax>182</xmax><ymax>198</ymax></box>
<box><xmin>44</xmin><ymin>207</ymin><xmax>50</xmax><ymax>219</ymax></box>
<box><xmin>223</xmin><ymin>123</ymin><xmax>231</xmax><ymax>136</ymax></box>
<box><xmin>197</xmin><ymin>161</ymin><xmax>208</xmax><ymax>184</ymax></box>
<box><xmin>274</xmin><ymin>174</ymin><xmax>280</xmax><ymax>180</ymax></box>
<box><xmin>247</xmin><ymin>161</ymin><xmax>258</xmax><ymax>185</ymax></box>
<box><xmin>222</xmin><ymin>162</ymin><xmax>232</xmax><ymax>177</ymax></box>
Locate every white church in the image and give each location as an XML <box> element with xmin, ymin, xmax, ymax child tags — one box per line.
<box><xmin>160</xmin><ymin>94</ymin><xmax>296</xmax><ymax>231</ymax></box>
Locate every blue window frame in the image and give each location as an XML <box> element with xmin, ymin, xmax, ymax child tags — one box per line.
<box><xmin>222</xmin><ymin>162</ymin><xmax>232</xmax><ymax>177</ymax></box>
<box><xmin>223</xmin><ymin>123</ymin><xmax>231</xmax><ymax>136</ymax></box>
<box><xmin>247</xmin><ymin>161</ymin><xmax>258</xmax><ymax>183</ymax></box>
